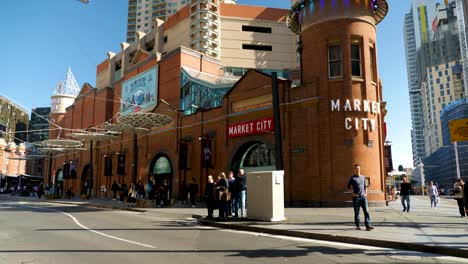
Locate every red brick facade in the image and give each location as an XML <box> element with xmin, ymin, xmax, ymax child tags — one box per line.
<box><xmin>45</xmin><ymin>2</ymin><xmax>387</xmax><ymax>207</ymax></box>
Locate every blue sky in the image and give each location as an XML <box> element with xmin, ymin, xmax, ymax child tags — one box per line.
<box><xmin>0</xmin><ymin>0</ymin><xmax>413</xmax><ymax>168</ymax></box>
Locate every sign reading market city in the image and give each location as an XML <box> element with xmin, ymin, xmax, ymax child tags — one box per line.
<box><xmin>330</xmin><ymin>99</ymin><xmax>381</xmax><ymax>131</ymax></box>
<box><xmin>120</xmin><ymin>66</ymin><xmax>158</xmax><ymax>115</ymax></box>
<box><xmin>228</xmin><ymin>118</ymin><xmax>274</xmax><ymax>138</ymax></box>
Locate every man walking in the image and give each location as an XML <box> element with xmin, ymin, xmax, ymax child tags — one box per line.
<box><xmin>347</xmin><ymin>164</ymin><xmax>374</xmax><ymax>231</ymax></box>
<box><xmin>235</xmin><ymin>169</ymin><xmax>247</xmax><ymax>218</ymax></box>
<box><xmin>428</xmin><ymin>181</ymin><xmax>439</xmax><ymax>208</ymax></box>
<box><xmin>400</xmin><ymin>176</ymin><xmax>412</xmax><ymax>213</ymax></box>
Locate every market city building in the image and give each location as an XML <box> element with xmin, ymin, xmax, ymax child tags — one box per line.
<box><xmin>45</xmin><ymin>0</ymin><xmax>389</xmax><ymax>207</ymax></box>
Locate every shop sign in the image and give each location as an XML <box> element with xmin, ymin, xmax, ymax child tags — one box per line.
<box><xmin>449</xmin><ymin>118</ymin><xmax>468</xmax><ymax>142</ymax></box>
<box><xmin>330</xmin><ymin>99</ymin><xmax>380</xmax><ymax>132</ymax></box>
<box><xmin>120</xmin><ymin>66</ymin><xmax>158</xmax><ymax>115</ymax></box>
<box><xmin>228</xmin><ymin>118</ymin><xmax>274</xmax><ymax>138</ymax></box>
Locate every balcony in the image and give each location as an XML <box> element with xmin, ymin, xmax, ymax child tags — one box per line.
<box><xmin>191</xmin><ymin>0</ymin><xmax>218</xmax><ymax>8</ymax></box>
<box><xmin>190</xmin><ymin>20</ymin><xmax>218</xmax><ymax>31</ymax></box>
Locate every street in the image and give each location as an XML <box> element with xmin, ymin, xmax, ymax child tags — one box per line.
<box><xmin>0</xmin><ymin>200</ymin><xmax>467</xmax><ymax>264</ymax></box>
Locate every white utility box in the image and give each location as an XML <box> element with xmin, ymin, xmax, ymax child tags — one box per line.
<box><xmin>246</xmin><ymin>170</ymin><xmax>286</xmax><ymax>222</ymax></box>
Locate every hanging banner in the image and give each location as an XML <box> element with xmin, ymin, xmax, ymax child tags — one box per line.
<box><xmin>120</xmin><ymin>66</ymin><xmax>158</xmax><ymax>115</ymax></box>
<box><xmin>104</xmin><ymin>156</ymin><xmax>112</xmax><ymax>176</ymax></box>
<box><xmin>117</xmin><ymin>154</ymin><xmax>126</xmax><ymax>175</ymax></box>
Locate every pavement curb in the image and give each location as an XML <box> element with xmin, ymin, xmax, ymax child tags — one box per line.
<box><xmin>193</xmin><ymin>214</ymin><xmax>468</xmax><ymax>259</ymax></box>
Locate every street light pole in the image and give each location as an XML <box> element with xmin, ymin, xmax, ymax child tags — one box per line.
<box><xmin>418</xmin><ymin>158</ymin><xmax>426</xmax><ymax>196</ymax></box>
<box><xmin>271</xmin><ymin>72</ymin><xmax>284</xmax><ymax>170</ymax></box>
<box><xmin>454</xmin><ymin>141</ymin><xmax>461</xmax><ymax>179</ymax></box>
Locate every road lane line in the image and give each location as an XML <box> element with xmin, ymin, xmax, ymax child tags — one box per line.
<box><xmin>25</xmin><ymin>204</ymin><xmax>156</xmax><ymax>249</ymax></box>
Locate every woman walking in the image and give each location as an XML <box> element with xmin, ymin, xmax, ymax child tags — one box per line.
<box><xmin>454</xmin><ymin>179</ymin><xmax>465</xmax><ymax>217</ymax></box>
<box><xmin>215</xmin><ymin>172</ymin><xmax>230</xmax><ymax>220</ymax></box>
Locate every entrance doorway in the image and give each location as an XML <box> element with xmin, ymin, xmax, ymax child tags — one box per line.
<box><xmin>149</xmin><ymin>154</ymin><xmax>173</xmax><ymax>205</ymax></box>
<box><xmin>231</xmin><ymin>141</ymin><xmax>276</xmax><ymax>174</ymax></box>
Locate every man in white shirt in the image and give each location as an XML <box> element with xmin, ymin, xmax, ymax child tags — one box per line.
<box><xmin>428</xmin><ymin>181</ymin><xmax>439</xmax><ymax>208</ymax></box>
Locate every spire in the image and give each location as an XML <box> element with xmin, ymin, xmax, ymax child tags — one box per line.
<box><xmin>53</xmin><ymin>67</ymin><xmax>80</xmax><ymax>97</ymax></box>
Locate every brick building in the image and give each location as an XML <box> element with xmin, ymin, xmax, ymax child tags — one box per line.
<box><xmin>45</xmin><ymin>0</ymin><xmax>389</xmax><ymax>207</ymax></box>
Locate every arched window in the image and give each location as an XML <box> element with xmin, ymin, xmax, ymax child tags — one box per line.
<box><xmin>239</xmin><ymin>143</ymin><xmax>276</xmax><ymax>172</ymax></box>
<box><xmin>153</xmin><ymin>156</ymin><xmax>172</xmax><ymax>175</ymax></box>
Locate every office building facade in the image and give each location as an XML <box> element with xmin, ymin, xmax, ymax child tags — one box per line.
<box><xmin>0</xmin><ymin>96</ymin><xmax>29</xmax><ymax>144</ymax></box>
<box><xmin>424</xmin><ymin>98</ymin><xmax>468</xmax><ymax>189</ymax></box>
<box><xmin>126</xmin><ymin>0</ymin><xmax>237</xmax><ymax>43</ymax></box>
<box><xmin>28</xmin><ymin>107</ymin><xmax>51</xmax><ymax>144</ymax></box>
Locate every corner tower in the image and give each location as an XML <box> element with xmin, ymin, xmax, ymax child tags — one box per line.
<box><xmin>287</xmin><ymin>0</ymin><xmax>389</xmax><ymax>206</ymax></box>
<box><xmin>49</xmin><ymin>67</ymin><xmax>80</xmax><ymax>139</ymax></box>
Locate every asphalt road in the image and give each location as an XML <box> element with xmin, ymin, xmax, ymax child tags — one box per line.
<box><xmin>0</xmin><ymin>200</ymin><xmax>467</xmax><ymax>264</ymax></box>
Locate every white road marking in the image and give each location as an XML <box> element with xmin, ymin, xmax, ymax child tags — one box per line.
<box><xmin>24</xmin><ymin>204</ymin><xmax>155</xmax><ymax>249</ymax></box>
<box><xmin>217</xmin><ymin>228</ymin><xmax>468</xmax><ymax>263</ymax></box>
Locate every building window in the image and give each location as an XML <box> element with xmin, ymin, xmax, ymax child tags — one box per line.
<box><xmin>328</xmin><ymin>44</ymin><xmax>342</xmax><ymax>78</ymax></box>
<box><xmin>164</xmin><ymin>36</ymin><xmax>168</xmax><ymax>43</ymax></box>
<box><xmin>369</xmin><ymin>43</ymin><xmax>376</xmax><ymax>82</ymax></box>
<box><xmin>241</xmin><ymin>25</ymin><xmax>272</xmax><ymax>34</ymax></box>
<box><xmin>351</xmin><ymin>40</ymin><xmax>361</xmax><ymax>77</ymax></box>
<box><xmin>242</xmin><ymin>44</ymin><xmax>272</xmax><ymax>51</ymax></box>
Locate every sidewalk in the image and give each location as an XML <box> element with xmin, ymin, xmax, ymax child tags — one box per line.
<box><xmin>1</xmin><ymin>194</ymin><xmax>467</xmax><ymax>258</ymax></box>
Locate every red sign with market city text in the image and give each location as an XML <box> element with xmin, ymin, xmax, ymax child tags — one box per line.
<box><xmin>228</xmin><ymin>118</ymin><xmax>274</xmax><ymax>138</ymax></box>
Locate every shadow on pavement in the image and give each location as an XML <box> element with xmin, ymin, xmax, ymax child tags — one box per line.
<box><xmin>0</xmin><ymin>245</ymin><xmax>433</xmax><ymax>260</ymax></box>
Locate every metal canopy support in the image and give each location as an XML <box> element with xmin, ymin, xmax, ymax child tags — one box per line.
<box><xmin>90</xmin><ymin>141</ymin><xmax>94</xmax><ymax>196</ymax></box>
<box><xmin>133</xmin><ymin>133</ymin><xmax>138</xmax><ymax>184</ymax></box>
